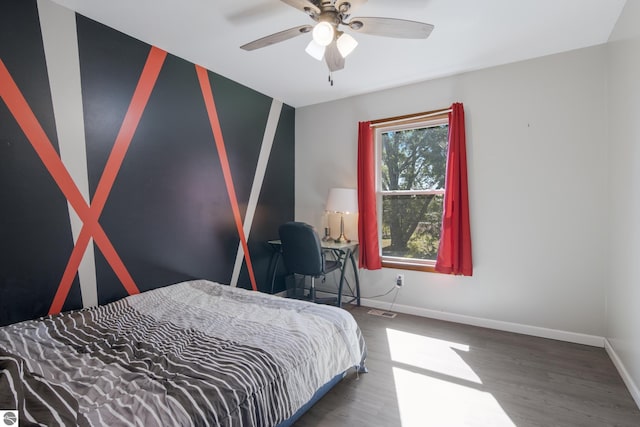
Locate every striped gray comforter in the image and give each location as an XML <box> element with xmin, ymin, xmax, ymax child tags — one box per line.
<box><xmin>0</xmin><ymin>280</ymin><xmax>366</xmax><ymax>426</ymax></box>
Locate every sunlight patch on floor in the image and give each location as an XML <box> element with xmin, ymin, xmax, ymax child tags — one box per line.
<box><xmin>386</xmin><ymin>328</ymin><xmax>515</xmax><ymax>427</ymax></box>
<box><xmin>392</xmin><ymin>367</ymin><xmax>516</xmax><ymax>427</ymax></box>
<box><xmin>386</xmin><ymin>328</ymin><xmax>480</xmax><ymax>384</ymax></box>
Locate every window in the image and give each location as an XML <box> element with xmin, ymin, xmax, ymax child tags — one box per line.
<box><xmin>375</xmin><ymin>113</ymin><xmax>449</xmax><ymax>270</ymax></box>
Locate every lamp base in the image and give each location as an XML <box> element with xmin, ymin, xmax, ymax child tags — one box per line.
<box><xmin>333</xmin><ymin>214</ymin><xmax>350</xmax><ymax>243</ymax></box>
<box><xmin>333</xmin><ymin>235</ymin><xmax>351</xmax><ymax>244</ymax></box>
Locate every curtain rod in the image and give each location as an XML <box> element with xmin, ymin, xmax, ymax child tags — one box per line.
<box><xmin>370</xmin><ymin>107</ymin><xmax>452</xmax><ymax>128</ymax></box>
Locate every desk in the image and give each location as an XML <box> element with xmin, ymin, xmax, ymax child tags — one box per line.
<box><xmin>267</xmin><ymin>240</ymin><xmax>361</xmax><ymax>307</ymax></box>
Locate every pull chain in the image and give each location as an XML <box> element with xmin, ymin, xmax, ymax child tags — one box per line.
<box><xmin>328</xmin><ymin>72</ymin><xmax>334</xmax><ymax>86</ymax></box>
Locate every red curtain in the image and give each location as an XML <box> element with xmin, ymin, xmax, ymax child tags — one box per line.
<box><xmin>357</xmin><ymin>121</ymin><xmax>382</xmax><ymax>270</ymax></box>
<box><xmin>435</xmin><ymin>103</ymin><xmax>473</xmax><ymax>276</ymax></box>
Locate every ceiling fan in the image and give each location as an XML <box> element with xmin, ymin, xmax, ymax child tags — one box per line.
<box><xmin>240</xmin><ymin>0</ymin><xmax>434</xmax><ymax>75</ymax></box>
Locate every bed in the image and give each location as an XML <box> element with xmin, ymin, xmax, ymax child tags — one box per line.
<box><xmin>0</xmin><ymin>280</ymin><xmax>367</xmax><ymax>426</ymax></box>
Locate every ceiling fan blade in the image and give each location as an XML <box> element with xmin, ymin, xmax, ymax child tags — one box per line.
<box><xmin>279</xmin><ymin>0</ymin><xmax>321</xmax><ymax>15</ymax></box>
<box><xmin>335</xmin><ymin>0</ymin><xmax>368</xmax><ymax>16</ymax></box>
<box><xmin>349</xmin><ymin>17</ymin><xmax>434</xmax><ymax>39</ymax></box>
<box><xmin>325</xmin><ymin>41</ymin><xmax>345</xmax><ymax>72</ymax></box>
<box><xmin>240</xmin><ymin>25</ymin><xmax>313</xmax><ymax>51</ymax></box>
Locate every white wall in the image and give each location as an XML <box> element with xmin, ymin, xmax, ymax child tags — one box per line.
<box><xmin>296</xmin><ymin>45</ymin><xmax>609</xmax><ymax>341</ymax></box>
<box><xmin>606</xmin><ymin>0</ymin><xmax>640</xmax><ymax>405</ymax></box>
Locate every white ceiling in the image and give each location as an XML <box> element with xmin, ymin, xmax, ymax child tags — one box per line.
<box><xmin>52</xmin><ymin>0</ymin><xmax>626</xmax><ymax>108</ymax></box>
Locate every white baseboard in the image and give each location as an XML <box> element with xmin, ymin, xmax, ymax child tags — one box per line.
<box><xmin>358</xmin><ymin>298</ymin><xmax>605</xmax><ymax>347</ymax></box>
<box><xmin>604</xmin><ymin>339</ymin><xmax>640</xmax><ymax>409</ymax></box>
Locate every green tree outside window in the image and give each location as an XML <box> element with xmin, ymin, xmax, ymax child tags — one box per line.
<box><xmin>380</xmin><ymin>124</ymin><xmax>448</xmax><ymax>261</ymax></box>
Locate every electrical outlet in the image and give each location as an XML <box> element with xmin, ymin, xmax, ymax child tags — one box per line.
<box><xmin>396</xmin><ymin>274</ymin><xmax>404</xmax><ymax>287</ymax></box>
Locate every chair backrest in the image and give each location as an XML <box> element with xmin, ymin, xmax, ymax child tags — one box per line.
<box><xmin>278</xmin><ymin>221</ymin><xmax>324</xmax><ymax>277</ymax></box>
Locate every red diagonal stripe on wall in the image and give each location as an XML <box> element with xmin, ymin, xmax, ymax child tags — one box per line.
<box><xmin>195</xmin><ymin>65</ymin><xmax>258</xmax><ymax>292</ymax></box>
<box><xmin>51</xmin><ymin>46</ymin><xmax>167</xmax><ymax>314</ymax></box>
<box><xmin>92</xmin><ymin>47</ymin><xmax>167</xmax><ymax>211</ymax></box>
<box><xmin>0</xmin><ymin>59</ymin><xmax>89</xmax><ymax>218</ymax></box>
<box><xmin>0</xmin><ymin>58</ymin><xmax>140</xmax><ymax>313</ymax></box>
<box><xmin>0</xmin><ymin>51</ymin><xmax>160</xmax><ymax>314</ymax></box>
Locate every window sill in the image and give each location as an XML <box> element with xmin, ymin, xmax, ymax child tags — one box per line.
<box><xmin>382</xmin><ymin>259</ymin><xmax>436</xmax><ymax>273</ymax></box>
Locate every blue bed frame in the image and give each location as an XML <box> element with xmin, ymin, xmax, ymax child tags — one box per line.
<box><xmin>276</xmin><ymin>371</ymin><xmax>347</xmax><ymax>427</ymax></box>
<box><xmin>277</xmin><ymin>360</ymin><xmax>367</xmax><ymax>427</ymax></box>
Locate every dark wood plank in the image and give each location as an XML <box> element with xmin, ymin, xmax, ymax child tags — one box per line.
<box><xmin>294</xmin><ymin>306</ymin><xmax>640</xmax><ymax>427</ymax></box>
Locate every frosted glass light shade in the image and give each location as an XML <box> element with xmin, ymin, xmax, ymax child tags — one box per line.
<box><xmin>337</xmin><ymin>33</ymin><xmax>358</xmax><ymax>58</ymax></box>
<box><xmin>312</xmin><ymin>21</ymin><xmax>334</xmax><ymax>46</ymax></box>
<box><xmin>305</xmin><ymin>40</ymin><xmax>325</xmax><ymax>61</ymax></box>
<box><xmin>326</xmin><ymin>188</ymin><xmax>358</xmax><ymax>214</ymax></box>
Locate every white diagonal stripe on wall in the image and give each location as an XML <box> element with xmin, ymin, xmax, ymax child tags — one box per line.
<box><xmin>230</xmin><ymin>100</ymin><xmax>283</xmax><ymax>288</ymax></box>
<box><xmin>37</xmin><ymin>0</ymin><xmax>98</xmax><ymax>308</ymax></box>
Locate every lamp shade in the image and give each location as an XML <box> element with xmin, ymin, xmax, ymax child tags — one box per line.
<box><xmin>326</xmin><ymin>188</ymin><xmax>358</xmax><ymax>214</ymax></box>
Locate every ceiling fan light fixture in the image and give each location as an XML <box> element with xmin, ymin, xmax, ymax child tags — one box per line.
<box><xmin>305</xmin><ymin>40</ymin><xmax>325</xmax><ymax>61</ymax></box>
<box><xmin>312</xmin><ymin>21</ymin><xmax>335</xmax><ymax>46</ymax></box>
<box><xmin>337</xmin><ymin>32</ymin><xmax>358</xmax><ymax>58</ymax></box>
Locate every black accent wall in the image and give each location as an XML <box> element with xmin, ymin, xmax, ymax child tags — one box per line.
<box><xmin>0</xmin><ymin>0</ymin><xmax>294</xmax><ymax>325</ymax></box>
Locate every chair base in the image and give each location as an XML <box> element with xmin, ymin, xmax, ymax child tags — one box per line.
<box><xmin>285</xmin><ymin>274</ymin><xmax>339</xmax><ymax>306</ymax></box>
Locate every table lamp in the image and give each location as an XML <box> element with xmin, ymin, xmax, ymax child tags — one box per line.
<box><xmin>325</xmin><ymin>188</ymin><xmax>358</xmax><ymax>243</ymax></box>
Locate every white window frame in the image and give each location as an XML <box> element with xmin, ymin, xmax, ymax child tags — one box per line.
<box><xmin>375</xmin><ymin>117</ymin><xmax>449</xmax><ymax>270</ymax></box>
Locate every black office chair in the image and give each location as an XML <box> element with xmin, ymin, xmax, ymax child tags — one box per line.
<box><xmin>278</xmin><ymin>221</ymin><xmax>341</xmax><ymax>304</ymax></box>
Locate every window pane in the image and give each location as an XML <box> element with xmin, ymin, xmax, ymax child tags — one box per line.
<box><xmin>381</xmin><ymin>194</ymin><xmax>443</xmax><ymax>260</ymax></box>
<box><xmin>379</xmin><ymin>121</ymin><xmax>448</xmax><ymax>262</ymax></box>
<box><xmin>381</xmin><ymin>125</ymin><xmax>448</xmax><ymax>191</ymax></box>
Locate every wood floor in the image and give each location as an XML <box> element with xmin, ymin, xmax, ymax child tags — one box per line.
<box><xmin>294</xmin><ymin>306</ymin><xmax>640</xmax><ymax>427</ymax></box>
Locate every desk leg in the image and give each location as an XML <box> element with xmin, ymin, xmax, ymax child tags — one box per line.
<box><xmin>349</xmin><ymin>250</ymin><xmax>361</xmax><ymax>306</ymax></box>
<box><xmin>337</xmin><ymin>249</ymin><xmax>349</xmax><ymax>308</ymax></box>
